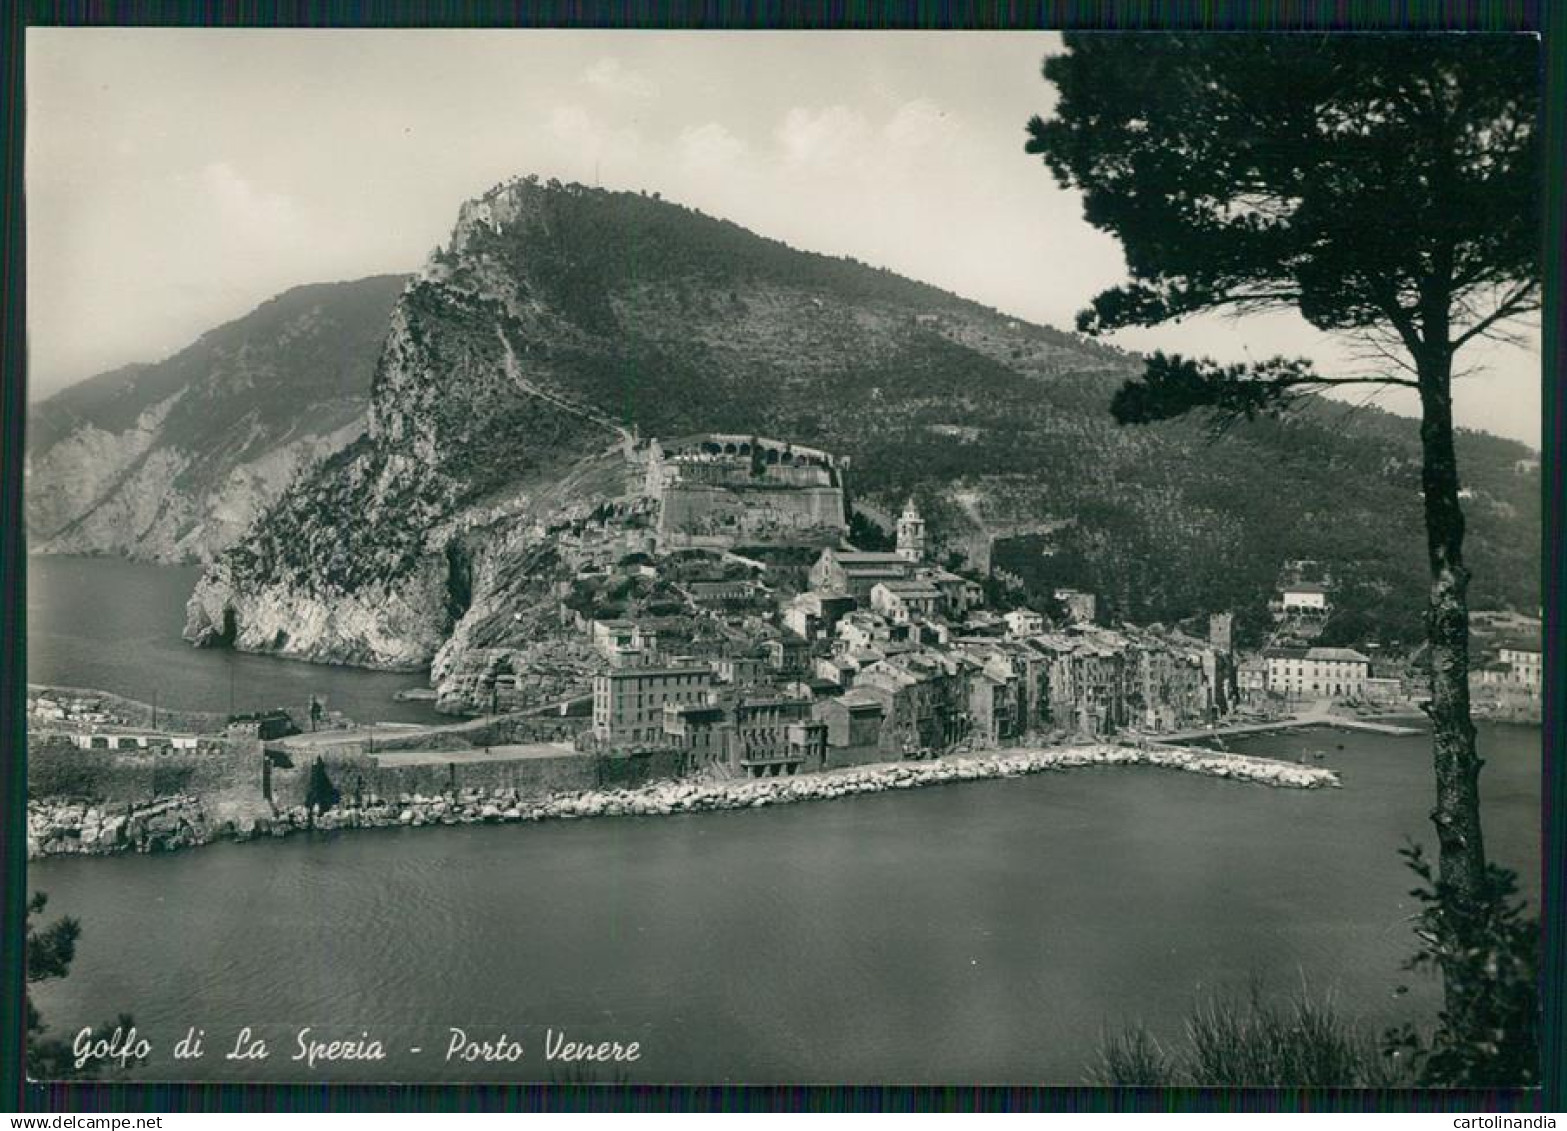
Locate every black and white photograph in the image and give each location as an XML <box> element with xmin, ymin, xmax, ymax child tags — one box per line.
<box><xmin>20</xmin><ymin>28</ymin><xmax>1544</xmax><ymax>1089</ymax></box>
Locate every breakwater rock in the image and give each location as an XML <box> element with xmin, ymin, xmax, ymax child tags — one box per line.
<box><xmin>28</xmin><ymin>743</ymin><xmax>1336</xmax><ymax>860</ymax></box>
<box><xmin>501</xmin><ymin>743</ymin><xmax>1338</xmax><ymax>824</ymax></box>
<box><xmin>28</xmin><ymin>794</ymin><xmax>215</xmax><ymax>858</ymax></box>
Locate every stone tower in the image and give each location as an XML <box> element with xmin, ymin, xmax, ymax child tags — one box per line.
<box><xmin>1209</xmin><ymin>612</ymin><xmax>1235</xmax><ymax>654</ymax></box>
<box><xmin>896</xmin><ymin>497</ymin><xmax>926</xmax><ymax>563</ymax></box>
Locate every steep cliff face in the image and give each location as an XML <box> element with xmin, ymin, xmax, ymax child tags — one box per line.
<box><xmin>184</xmin><ymin>176</ymin><xmax>1540</xmax><ymax>695</ymax></box>
<box><xmin>183</xmin><ymin>176</ymin><xmax>1118</xmax><ymax>676</ymax></box>
<box><xmin>184</xmin><ymin>185</ymin><xmax>624</xmax><ymax>671</ymax></box>
<box><xmin>26</xmin><ymin>275</ymin><xmax>408</xmax><ymax>563</ymax></box>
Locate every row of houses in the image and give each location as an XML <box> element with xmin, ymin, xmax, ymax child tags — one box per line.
<box><xmin>585</xmin><ymin>499</ymin><xmax>1234</xmax><ymax>775</ymax></box>
<box><xmin>63</xmin><ymin>732</ymin><xmax>204</xmax><ymax>752</ymax></box>
<box><xmin>588</xmin><ymin>621</ymin><xmax>1229</xmax><ymax>777</ymax></box>
<box><xmin>1471</xmin><ymin>636</ymin><xmax>1543</xmax><ymax>710</ymax></box>
<box><xmin>1237</xmin><ymin>634</ymin><xmax>1543</xmax><ymax>707</ymax></box>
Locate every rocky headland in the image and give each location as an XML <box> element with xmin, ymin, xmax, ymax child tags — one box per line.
<box><xmin>169</xmin><ymin>176</ymin><xmax>1539</xmax><ymax>712</ymax></box>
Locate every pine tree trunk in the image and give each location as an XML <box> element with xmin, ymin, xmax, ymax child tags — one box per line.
<box><xmin>1415</xmin><ymin>347</ymin><xmax>1490</xmax><ymax>955</ymax></box>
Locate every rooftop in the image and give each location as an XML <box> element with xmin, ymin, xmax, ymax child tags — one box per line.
<box><xmin>1303</xmin><ymin>647</ymin><xmax>1371</xmax><ymax>663</ymax></box>
<box><xmin>663</xmin><ymin>703</ymin><xmax>727</xmax><ymax>722</ymax></box>
<box><xmin>371</xmin><ymin>742</ymin><xmax>577</xmax><ymax>767</ymax></box>
<box><xmin>1499</xmin><ymin>638</ymin><xmax>1542</xmax><ymax>655</ymax></box>
<box><xmin>875</xmin><ymin>581</ymin><xmax>942</xmax><ymax>598</ymax></box>
<box><xmin>599</xmin><ymin>665</ymin><xmax>714</xmax><ymax>680</ymax></box>
<box><xmin>922</xmin><ymin>568</ymin><xmax>966</xmax><ymax>584</ymax></box>
<box><xmin>831</xmin><ymin>550</ymin><xmax>910</xmax><ymax>566</ymax></box>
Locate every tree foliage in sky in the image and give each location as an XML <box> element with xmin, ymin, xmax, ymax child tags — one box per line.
<box><xmin>1027</xmin><ymin>32</ymin><xmax>1540</xmax><ymax>1074</ymax></box>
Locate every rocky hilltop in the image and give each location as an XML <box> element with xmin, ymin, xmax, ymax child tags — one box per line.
<box><xmin>178</xmin><ymin>177</ymin><xmax>1538</xmax><ymax>702</ymax></box>
<box><xmin>26</xmin><ymin>275</ymin><xmax>408</xmax><ymax>562</ymax></box>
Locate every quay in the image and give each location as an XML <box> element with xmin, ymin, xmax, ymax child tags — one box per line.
<box><xmin>28</xmin><ymin>739</ymin><xmax>1341</xmax><ymax>859</ymax></box>
<box><xmin>1156</xmin><ymin>705</ymin><xmax>1421</xmax><ymax>745</ymax></box>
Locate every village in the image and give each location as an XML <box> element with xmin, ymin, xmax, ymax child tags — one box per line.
<box><xmin>28</xmin><ymin>432</ymin><xmax>1542</xmax><ymax>797</ymax></box>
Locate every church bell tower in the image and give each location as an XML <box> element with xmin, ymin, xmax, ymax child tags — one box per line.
<box><xmin>896</xmin><ymin>497</ymin><xmax>926</xmax><ymax>563</ymax></box>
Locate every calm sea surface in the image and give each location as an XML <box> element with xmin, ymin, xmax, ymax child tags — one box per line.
<box><xmin>26</xmin><ymin>555</ymin><xmax>443</xmax><ymax>725</ymax></box>
<box><xmin>27</xmin><ymin>560</ymin><xmax>1543</xmax><ymax>1084</ymax></box>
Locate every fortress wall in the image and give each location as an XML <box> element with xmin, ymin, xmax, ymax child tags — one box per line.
<box><xmin>29</xmin><ymin>739</ymin><xmax>265</xmax><ymax>804</ymax></box>
<box><xmin>268</xmin><ymin>751</ymin><xmax>596</xmax><ymax>806</ymax></box>
<box><xmin>672</xmin><ymin>462</ymin><xmax>834</xmax><ymax>489</ymax></box>
<box><xmin>659</xmin><ymin>485</ymin><xmax>846</xmax><ymax>538</ymax></box>
<box><xmin>660</xmin><ymin>434</ymin><xmax>837</xmax><ymax>467</ymax></box>
<box><xmin>30</xmin><ymin>735</ymin><xmax>684</xmax><ymax>821</ymax></box>
<box><xmin>269</xmin><ymin>748</ymin><xmax>684</xmax><ymax>807</ymax></box>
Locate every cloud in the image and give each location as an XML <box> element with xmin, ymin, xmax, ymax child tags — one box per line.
<box><xmin>677</xmin><ymin>122</ymin><xmax>749</xmax><ymax>173</ymax></box>
<box><xmin>582</xmin><ymin>56</ymin><xmax>656</xmax><ymax>100</ymax></box>
<box><xmin>775</xmin><ymin>105</ymin><xmax>871</xmax><ymax>169</ymax></box>
<box><xmin>545</xmin><ymin>104</ymin><xmax>643</xmax><ymax>180</ymax></box>
<box><xmin>199</xmin><ymin>161</ymin><xmax>297</xmax><ymax>231</ymax></box>
<box><xmin>548</xmin><ymin>105</ymin><xmax>596</xmax><ymax>144</ymax></box>
<box><xmin>883</xmin><ymin>98</ymin><xmax>959</xmax><ymax>154</ymax></box>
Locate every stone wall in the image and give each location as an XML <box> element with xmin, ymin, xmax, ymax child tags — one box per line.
<box><xmin>821</xmin><ymin>743</ymin><xmax>892</xmax><ymax>770</ymax></box>
<box><xmin>659</xmin><ymin>484</ymin><xmax>846</xmax><ymax>542</ymax></box>
<box><xmin>265</xmin><ymin>747</ymin><xmax>686</xmax><ymax>809</ymax></box>
<box><xmin>275</xmin><ymin>715</ymin><xmax>588</xmax><ymax>760</ymax></box>
<box><xmin>31</xmin><ymin>730</ymin><xmax>685</xmax><ymax>818</ymax></box>
<box><xmin>28</xmin><ymin>737</ymin><xmax>264</xmax><ymax>804</ymax></box>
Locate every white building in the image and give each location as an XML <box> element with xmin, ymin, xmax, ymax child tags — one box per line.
<box><xmin>783</xmin><ymin>591</ymin><xmax>857</xmax><ymax>642</ymax></box>
<box><xmin>70</xmin><ymin>734</ymin><xmax>201</xmax><ymax>752</ymax></box>
<box><xmin>592</xmin><ymin>665</ymin><xmax>714</xmax><ymax>746</ymax></box>
<box><xmin>1496</xmin><ymin>641</ymin><xmax>1542</xmax><ymax>694</ymax></box>
<box><xmin>1004</xmin><ymin>608</ymin><xmax>1045</xmax><ymax>638</ymax></box>
<box><xmin>1264</xmin><ymin>647</ymin><xmax>1370</xmax><ymax>699</ymax></box>
<box><xmin>1279</xmin><ymin>583</ymin><xmax>1329</xmax><ymax>613</ymax></box>
<box><xmin>590</xmin><ymin>619</ymin><xmax>658</xmax><ymax>667</ymax></box>
<box><xmin>835</xmin><ymin>610</ymin><xmax>907</xmax><ymax>653</ymax></box>
<box><xmin>870</xmin><ymin>580</ymin><xmax>942</xmax><ymax>625</ymax></box>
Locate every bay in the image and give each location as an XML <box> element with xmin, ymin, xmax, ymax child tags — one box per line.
<box><xmin>26</xmin><ymin>555</ymin><xmax>444</xmax><ymax>726</ymax></box>
<box><xmin>25</xmin><ymin>557</ymin><xmax>1543</xmax><ymax>1084</ymax></box>
<box><xmin>29</xmin><ymin>721</ymin><xmax>1541</xmax><ymax>1085</ymax></box>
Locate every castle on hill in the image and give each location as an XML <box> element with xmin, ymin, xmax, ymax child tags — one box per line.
<box><xmin>642</xmin><ymin>434</ymin><xmax>849</xmax><ymax>549</ymax></box>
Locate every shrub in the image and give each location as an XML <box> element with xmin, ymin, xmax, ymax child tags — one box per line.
<box><xmin>1086</xmin><ymin>1023</ymin><xmax>1172</xmax><ymax>1086</ymax></box>
<box><xmin>1087</xmin><ymin>981</ymin><xmax>1409</xmax><ymax>1087</ymax></box>
<box><xmin>27</xmin><ymin>892</ymin><xmax>135</xmax><ymax>1081</ymax></box>
<box><xmin>1183</xmin><ymin>981</ymin><xmax>1390</xmax><ymax>1087</ymax></box>
<box><xmin>1381</xmin><ymin>843</ymin><xmax>1540</xmax><ymax>1087</ymax></box>
<box><xmin>1085</xmin><ymin>845</ymin><xmax>1541</xmax><ymax>1088</ymax></box>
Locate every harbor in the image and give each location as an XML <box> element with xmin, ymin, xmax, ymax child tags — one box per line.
<box><xmin>27</xmin><ymin>720</ymin><xmax>1541</xmax><ymax>1084</ymax></box>
<box><xmin>1156</xmin><ymin>705</ymin><xmax>1423</xmax><ymax>745</ymax></box>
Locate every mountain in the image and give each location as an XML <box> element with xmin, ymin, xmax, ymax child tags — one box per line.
<box><xmin>25</xmin><ymin>275</ymin><xmax>409</xmax><ymax>562</ymax></box>
<box><xmin>170</xmin><ymin>177</ymin><xmax>1540</xmax><ymax>710</ymax></box>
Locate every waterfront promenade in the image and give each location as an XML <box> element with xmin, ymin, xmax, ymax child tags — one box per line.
<box><xmin>1155</xmin><ymin>701</ymin><xmax>1421</xmax><ymax>744</ymax></box>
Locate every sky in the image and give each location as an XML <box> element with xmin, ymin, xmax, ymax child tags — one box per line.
<box><xmin>26</xmin><ymin>29</ymin><xmax>1541</xmax><ymax>447</ymax></box>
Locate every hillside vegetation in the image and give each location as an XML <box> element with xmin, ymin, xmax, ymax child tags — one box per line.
<box><xmin>26</xmin><ymin>275</ymin><xmax>408</xmax><ymax>562</ymax></box>
<box><xmin>62</xmin><ymin>176</ymin><xmax>1532</xmax><ymax>675</ymax></box>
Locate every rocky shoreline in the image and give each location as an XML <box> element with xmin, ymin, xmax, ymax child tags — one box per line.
<box><xmin>28</xmin><ymin>742</ymin><xmax>1339</xmax><ymax>861</ymax></box>
<box><xmin>28</xmin><ymin>793</ymin><xmax>215</xmax><ymax>858</ymax></box>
